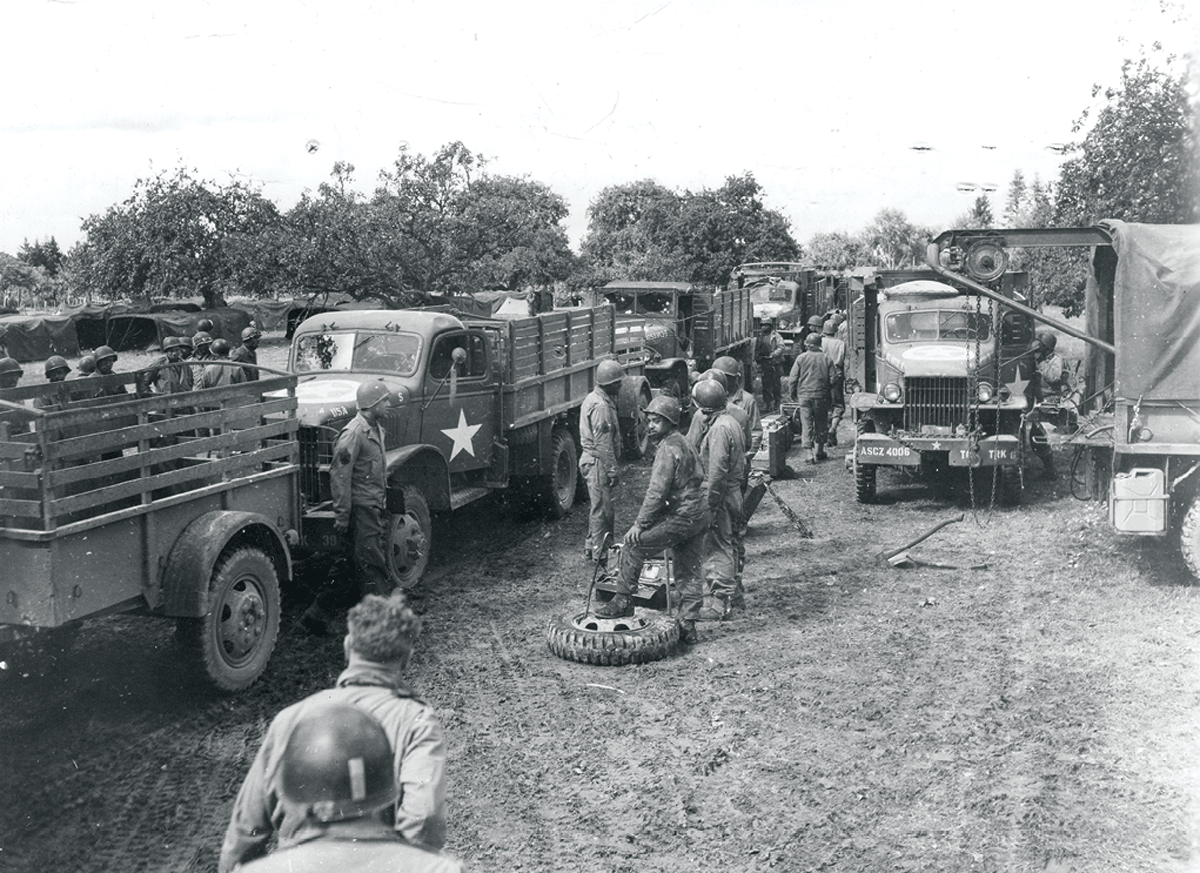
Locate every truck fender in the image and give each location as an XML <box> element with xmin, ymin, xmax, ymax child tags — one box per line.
<box><xmin>616</xmin><ymin>374</ymin><xmax>651</xmax><ymax>420</ymax></box>
<box><xmin>850</xmin><ymin>391</ymin><xmax>882</xmax><ymax>412</ymax></box>
<box><xmin>161</xmin><ymin>511</ymin><xmax>292</xmax><ymax>617</ymax></box>
<box><xmin>645</xmin><ymin>357</ymin><xmax>690</xmax><ymax>400</ymax></box>
<box><xmin>385</xmin><ymin>444</ymin><xmax>452</xmax><ymax>512</ymax></box>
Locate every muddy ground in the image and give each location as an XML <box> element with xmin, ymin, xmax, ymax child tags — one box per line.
<box><xmin>1</xmin><ymin>338</ymin><xmax>1199</xmax><ymax>872</ymax></box>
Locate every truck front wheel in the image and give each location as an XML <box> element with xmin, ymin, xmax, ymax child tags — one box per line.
<box><xmin>177</xmin><ymin>546</ymin><xmax>280</xmax><ymax>693</ymax></box>
<box><xmin>1179</xmin><ymin>493</ymin><xmax>1200</xmax><ymax>581</ymax></box>
<box><xmin>854</xmin><ymin>419</ymin><xmax>877</xmax><ymax>504</ymax></box>
<box><xmin>540</xmin><ymin>428</ymin><xmax>578</xmax><ymax>520</ymax></box>
<box><xmin>387</xmin><ymin>486</ymin><xmax>431</xmax><ymax>589</ymax></box>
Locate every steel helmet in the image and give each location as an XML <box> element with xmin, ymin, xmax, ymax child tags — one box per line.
<box><xmin>162</xmin><ymin>336</ymin><xmax>188</xmax><ymax>352</ymax></box>
<box><xmin>241</xmin><ymin>326</ymin><xmax>262</xmax><ymax>341</ymax></box>
<box><xmin>356</xmin><ymin>378</ymin><xmax>394</xmax><ymax>411</ymax></box>
<box><xmin>692</xmin><ymin>378</ymin><xmax>727</xmax><ymax>412</ymax></box>
<box><xmin>1035</xmin><ymin>330</ymin><xmax>1058</xmax><ymax>353</ymax></box>
<box><xmin>77</xmin><ymin>354</ymin><xmax>96</xmax><ymax>375</ymax></box>
<box><xmin>822</xmin><ymin>320</ymin><xmax>836</xmax><ymax>336</ymax></box>
<box><xmin>44</xmin><ymin>356</ymin><xmax>70</xmax><ymax>377</ymax></box>
<box><xmin>712</xmin><ymin>356</ymin><xmax>742</xmax><ymax>379</ymax></box>
<box><xmin>196</xmin><ymin>318</ymin><xmax>215</xmax><ymax>333</ymax></box>
<box><xmin>804</xmin><ymin>332</ymin><xmax>822</xmax><ymax>349</ymax></box>
<box><xmin>210</xmin><ymin>338</ymin><xmax>231</xmax><ymax>357</ymax></box>
<box><xmin>807</xmin><ymin>315</ymin><xmax>824</xmax><ymax>330</ymax></box>
<box><xmin>279</xmin><ymin>704</ymin><xmax>396</xmax><ymax>823</ymax></box>
<box><xmin>646</xmin><ymin>395</ymin><xmax>681</xmax><ymax>426</ymax></box>
<box><xmin>93</xmin><ymin>345</ymin><xmax>117</xmax><ymax>364</ymax></box>
<box><xmin>596</xmin><ymin>359</ymin><xmax>624</xmax><ymax>387</ymax></box>
<box><xmin>831</xmin><ymin>312</ymin><xmax>845</xmax><ymax>326</ymax></box>
<box><xmin>699</xmin><ymin>368</ymin><xmax>728</xmax><ymax>391</ymax></box>
<box><xmin>192</xmin><ymin>332</ymin><xmax>213</xmax><ymax>351</ymax></box>
<box><xmin>0</xmin><ymin>357</ymin><xmax>24</xmax><ymax>377</ymax></box>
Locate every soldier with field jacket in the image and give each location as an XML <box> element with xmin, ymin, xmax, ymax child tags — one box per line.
<box><xmin>692</xmin><ymin>379</ymin><xmax>745</xmax><ymax>621</ymax></box>
<box><xmin>579</xmin><ymin>359</ymin><xmax>623</xmax><ymax>564</ymax></box>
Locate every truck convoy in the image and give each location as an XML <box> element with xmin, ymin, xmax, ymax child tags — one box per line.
<box><xmin>927</xmin><ymin>221</ymin><xmax>1200</xmax><ymax>581</ymax></box>
<box><xmin>600</xmin><ymin>280</ymin><xmax>753</xmax><ymax>401</ymax></box>
<box><xmin>0</xmin><ymin>304</ymin><xmax>648</xmax><ymax>691</ymax></box>
<box><xmin>846</xmin><ymin>268</ymin><xmax>1035</xmax><ymax>504</ymax></box>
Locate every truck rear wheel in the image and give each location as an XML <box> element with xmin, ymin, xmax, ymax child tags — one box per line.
<box><xmin>177</xmin><ymin>546</ymin><xmax>280</xmax><ymax>693</ymax></box>
<box><xmin>621</xmin><ymin>389</ymin><xmax>652</xmax><ymax>460</ymax></box>
<box><xmin>1179</xmin><ymin>493</ymin><xmax>1200</xmax><ymax>582</ymax></box>
<box><xmin>854</xmin><ymin>420</ymin><xmax>877</xmax><ymax>504</ymax></box>
<box><xmin>387</xmin><ymin>486</ymin><xmax>431</xmax><ymax>589</ymax></box>
<box><xmin>538</xmin><ymin>428</ymin><xmax>578</xmax><ymax>520</ymax></box>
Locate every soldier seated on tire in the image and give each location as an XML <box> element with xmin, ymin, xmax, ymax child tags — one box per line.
<box><xmin>593</xmin><ymin>396</ymin><xmax>708</xmax><ymax>645</ymax></box>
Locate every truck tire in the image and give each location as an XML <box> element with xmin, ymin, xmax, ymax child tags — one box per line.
<box><xmin>176</xmin><ymin>546</ymin><xmax>280</xmax><ymax>693</ymax></box>
<box><xmin>546</xmin><ymin>612</ymin><xmax>679</xmax><ymax>666</ymax></box>
<box><xmin>538</xmin><ymin>428</ymin><xmax>578</xmax><ymax>520</ymax></box>
<box><xmin>854</xmin><ymin>419</ymin><xmax>877</xmax><ymax>504</ymax></box>
<box><xmin>387</xmin><ymin>485</ymin><xmax>431</xmax><ymax>589</ymax></box>
<box><xmin>621</xmin><ymin>388</ymin><xmax>652</xmax><ymax>460</ymax></box>
<box><xmin>1179</xmin><ymin>493</ymin><xmax>1200</xmax><ymax>582</ymax></box>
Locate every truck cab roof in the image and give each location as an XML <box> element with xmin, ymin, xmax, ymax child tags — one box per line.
<box><xmin>293</xmin><ymin>308</ymin><xmax>466</xmax><ymax>337</ymax></box>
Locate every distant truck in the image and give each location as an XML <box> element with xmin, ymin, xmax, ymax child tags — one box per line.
<box><xmin>927</xmin><ymin>222</ymin><xmax>1200</xmax><ymax>581</ymax></box>
<box><xmin>846</xmin><ymin>267</ymin><xmax>1036</xmax><ymax>504</ymax></box>
<box><xmin>601</xmin><ymin>280</ymin><xmax>753</xmax><ymax>400</ymax></box>
<box><xmin>288</xmin><ymin>305</ymin><xmax>651</xmax><ymax>587</ymax></box>
<box><xmin>731</xmin><ymin>262</ymin><xmax>845</xmax><ymax>366</ymax></box>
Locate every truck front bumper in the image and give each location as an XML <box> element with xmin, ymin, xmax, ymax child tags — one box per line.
<box><xmin>855</xmin><ymin>434</ymin><xmax>1020</xmax><ymax>467</ymax></box>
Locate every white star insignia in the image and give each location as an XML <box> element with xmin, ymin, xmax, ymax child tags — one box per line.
<box><xmin>931</xmin><ymin>441</ymin><xmax>941</xmax><ymax>450</ymax></box>
<box><xmin>1006</xmin><ymin>366</ymin><xmax>1030</xmax><ymax>399</ymax></box>
<box><xmin>441</xmin><ymin>408</ymin><xmax>481</xmax><ymax>461</ymax></box>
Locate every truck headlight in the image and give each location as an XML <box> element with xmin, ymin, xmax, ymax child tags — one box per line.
<box><xmin>977</xmin><ymin>382</ymin><xmax>994</xmax><ymax>402</ymax></box>
<box><xmin>881</xmin><ymin>382</ymin><xmax>902</xmax><ymax>403</ymax></box>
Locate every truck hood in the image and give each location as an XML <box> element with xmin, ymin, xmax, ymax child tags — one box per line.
<box><xmin>883</xmin><ymin>343</ymin><xmax>993</xmax><ymax>377</ymax></box>
<box><xmin>755</xmin><ymin>302</ymin><xmax>788</xmax><ymax>320</ymax></box>
<box><xmin>280</xmin><ymin>374</ymin><xmax>408</xmax><ymax>427</ymax></box>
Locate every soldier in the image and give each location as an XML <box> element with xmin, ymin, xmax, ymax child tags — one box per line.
<box><xmin>147</xmin><ymin>336</ymin><xmax>194</xmax><ymax>394</ymax></box>
<box><xmin>190</xmin><ymin>331</ymin><xmax>214</xmax><ymax>381</ymax></box>
<box><xmin>754</xmin><ymin>320</ymin><xmax>784</xmax><ymax>412</ymax></box>
<box><xmin>301</xmin><ymin>379</ymin><xmax>397</xmax><ymax>636</ymax></box>
<box><xmin>35</xmin><ymin>356</ymin><xmax>72</xmax><ymax>411</ymax></box>
<box><xmin>786</xmin><ymin>333</ymin><xmax>833</xmax><ymax>465</ymax></box>
<box><xmin>1029</xmin><ymin>330</ymin><xmax>1067</xmax><ymax>478</ymax></box>
<box><xmin>74</xmin><ymin>353</ymin><xmax>96</xmax><ymax>378</ymax></box>
<box><xmin>233</xmin><ymin>704</ymin><xmax>461</xmax><ymax>873</ymax></box>
<box><xmin>592</xmin><ymin>396</ymin><xmax>708</xmax><ymax>643</ymax></box>
<box><xmin>231</xmin><ymin>326</ymin><xmax>262</xmax><ymax>381</ymax></box>
<box><xmin>821</xmin><ymin>319</ymin><xmax>846</xmax><ymax>446</ymax></box>
<box><xmin>220</xmin><ymin>593</ymin><xmax>448</xmax><ymax>871</ymax></box>
<box><xmin>90</xmin><ymin>346</ymin><xmax>128</xmax><ymax>397</ymax></box>
<box><xmin>196</xmin><ymin>338</ymin><xmax>247</xmax><ymax>390</ymax></box>
<box><xmin>579</xmin><ymin>359</ymin><xmax>623</xmax><ymax>564</ymax></box>
<box><xmin>687</xmin><ymin>369</ymin><xmax>748</xmax><ymax>453</ymax></box>
<box><xmin>713</xmin><ymin>356</ymin><xmax>762</xmax><ymax>467</ymax></box>
<box><xmin>693</xmin><ymin>379</ymin><xmax>745</xmax><ymax>621</ymax></box>
<box><xmin>803</xmin><ymin>313</ymin><xmax>825</xmax><ymax>347</ymax></box>
<box><xmin>0</xmin><ymin>357</ymin><xmax>23</xmax><ymax>390</ymax></box>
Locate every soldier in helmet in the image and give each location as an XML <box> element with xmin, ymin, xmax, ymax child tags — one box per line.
<box><xmin>803</xmin><ymin>313</ymin><xmax>826</xmax><ymax>347</ymax></box>
<box><xmin>820</xmin><ymin>318</ymin><xmax>846</xmax><ymax>446</ymax></box>
<box><xmin>592</xmin><ymin>396</ymin><xmax>708</xmax><ymax>642</ymax></box>
<box><xmin>755</xmin><ymin>319</ymin><xmax>784</xmax><ymax>412</ymax></box>
<box><xmin>1029</xmin><ymin>330</ymin><xmax>1067</xmax><ymax>478</ymax></box>
<box><xmin>712</xmin><ymin>356</ymin><xmax>762</xmax><ymax>464</ymax></box>
<box><xmin>89</xmin><ymin>346</ymin><xmax>128</xmax><ymax>397</ymax></box>
<box><xmin>231</xmin><ymin>325</ymin><xmax>262</xmax><ymax>381</ymax></box>
<box><xmin>74</xmin><ymin>353</ymin><xmax>96</xmax><ymax>378</ymax></box>
<box><xmin>786</xmin><ymin>332</ymin><xmax>833</xmax><ymax>464</ymax></box>
<box><xmin>231</xmin><ymin>703</ymin><xmax>460</xmax><ymax>873</ymax></box>
<box><xmin>196</xmin><ymin>338</ymin><xmax>247</xmax><ymax>390</ymax></box>
<box><xmin>579</xmin><ymin>358</ymin><xmax>624</xmax><ymax>564</ymax></box>
<box><xmin>220</xmin><ymin>594</ymin><xmax>449</xmax><ymax>871</ymax></box>
<box><xmin>147</xmin><ymin>336</ymin><xmax>194</xmax><ymax>394</ymax></box>
<box><xmin>35</xmin><ymin>356</ymin><xmax>72</xmax><ymax>411</ymax></box>
<box><xmin>301</xmin><ymin>378</ymin><xmax>398</xmax><ymax>636</ymax></box>
<box><xmin>0</xmin><ymin>357</ymin><xmax>24</xmax><ymax>390</ymax></box>
<box><xmin>190</xmin><ymin>331</ymin><xmax>214</xmax><ymax>381</ymax></box>
<box><xmin>691</xmin><ymin>378</ymin><xmax>745</xmax><ymax>621</ymax></box>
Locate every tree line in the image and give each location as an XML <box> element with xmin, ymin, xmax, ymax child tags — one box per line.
<box><xmin>4</xmin><ymin>51</ymin><xmax>1196</xmax><ymax>317</ymax></box>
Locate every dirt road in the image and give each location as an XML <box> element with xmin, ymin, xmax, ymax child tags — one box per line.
<box><xmin>1</xmin><ymin>354</ymin><xmax>1198</xmax><ymax>871</ymax></box>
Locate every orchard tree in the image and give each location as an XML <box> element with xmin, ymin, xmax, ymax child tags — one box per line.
<box><xmin>862</xmin><ymin>209</ymin><xmax>931</xmax><ymax>269</ymax></box>
<box><xmin>805</xmin><ymin>231</ymin><xmax>866</xmax><ymax>269</ymax></box>
<box><xmin>17</xmin><ymin>238</ymin><xmax>64</xmax><ymax>277</ymax></box>
<box><xmin>70</xmin><ymin>168</ymin><xmax>282</xmax><ymax>308</ymax></box>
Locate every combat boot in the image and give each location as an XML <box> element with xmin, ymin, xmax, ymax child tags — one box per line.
<box><xmin>696</xmin><ymin>595</ymin><xmax>730</xmax><ymax>622</ymax></box>
<box><xmin>592</xmin><ymin>594</ymin><xmax>634</xmax><ymax>619</ymax></box>
<box><xmin>678</xmin><ymin>619</ymin><xmax>698</xmax><ymax>644</ymax></box>
<box><xmin>815</xmin><ymin>443</ymin><xmax>828</xmax><ymax>461</ymax></box>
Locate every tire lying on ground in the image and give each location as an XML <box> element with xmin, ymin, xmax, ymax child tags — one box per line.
<box><xmin>546</xmin><ymin>611</ymin><xmax>680</xmax><ymax>665</ymax></box>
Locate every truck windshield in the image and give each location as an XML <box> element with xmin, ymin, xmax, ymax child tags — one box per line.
<box><xmin>293</xmin><ymin>331</ymin><xmax>422</xmax><ymax>375</ymax></box>
<box><xmin>604</xmin><ymin>291</ymin><xmax>676</xmax><ymax>317</ymax></box>
<box><xmin>885</xmin><ymin>310</ymin><xmax>991</xmax><ymax>343</ymax></box>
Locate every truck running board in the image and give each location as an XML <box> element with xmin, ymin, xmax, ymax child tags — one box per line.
<box><xmin>449</xmin><ymin>486</ymin><xmax>493</xmax><ymax>511</ymax></box>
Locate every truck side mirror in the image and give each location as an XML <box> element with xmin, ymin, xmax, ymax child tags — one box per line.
<box><xmin>451</xmin><ymin>346</ymin><xmax>467</xmax><ymax>372</ymax></box>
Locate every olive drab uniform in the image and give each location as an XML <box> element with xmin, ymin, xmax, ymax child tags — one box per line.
<box><xmin>755</xmin><ymin>328</ymin><xmax>784</xmax><ymax>411</ymax></box>
<box><xmin>787</xmin><ymin>348</ymin><xmax>833</xmax><ymax>461</ymax></box>
<box><xmin>230</xmin><ymin>343</ymin><xmax>259</xmax><ymax>381</ymax></box>
<box><xmin>330</xmin><ymin>412</ymin><xmax>391</xmax><ymax>597</ymax></box>
<box><xmin>579</xmin><ymin>386</ymin><xmax>621</xmax><ymax>559</ymax></box>
<box><xmin>698</xmin><ymin>410</ymin><xmax>745</xmax><ymax>613</ymax></box>
<box><xmin>615</xmin><ymin>430</ymin><xmax>708</xmax><ymax>621</ymax></box>
<box><xmin>821</xmin><ymin>333</ymin><xmax>846</xmax><ymax>445</ymax></box>
<box><xmin>1029</xmin><ymin>350</ymin><xmax>1067</xmax><ymax>477</ymax></box>
<box><xmin>147</xmin><ymin>355</ymin><xmax>194</xmax><ymax>394</ymax></box>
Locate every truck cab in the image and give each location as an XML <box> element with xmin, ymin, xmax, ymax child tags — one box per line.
<box><xmin>731</xmin><ymin>263</ymin><xmax>844</xmax><ymax>365</ymax></box>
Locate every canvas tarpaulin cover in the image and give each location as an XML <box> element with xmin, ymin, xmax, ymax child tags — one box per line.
<box><xmin>0</xmin><ymin>315</ymin><xmax>80</xmax><ymax>361</ymax></box>
<box><xmin>1106</xmin><ymin>220</ymin><xmax>1200</xmax><ymax>402</ymax></box>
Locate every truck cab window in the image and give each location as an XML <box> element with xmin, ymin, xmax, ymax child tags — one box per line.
<box><xmin>429</xmin><ymin>333</ymin><xmax>488</xmax><ymax>380</ymax></box>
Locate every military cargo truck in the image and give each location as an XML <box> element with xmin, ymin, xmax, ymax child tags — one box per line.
<box><xmin>732</xmin><ymin>262</ymin><xmax>845</xmax><ymax>367</ymax></box>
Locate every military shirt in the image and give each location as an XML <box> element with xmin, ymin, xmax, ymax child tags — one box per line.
<box><xmin>330</xmin><ymin>411</ymin><xmax>388</xmax><ymax>522</ymax></box>
<box><xmin>635</xmin><ymin>430</ymin><xmax>704</xmax><ymax>528</ymax></box>
<box><xmin>219</xmin><ymin>661</ymin><xmax>448</xmax><ymax>872</ymax></box>
<box><xmin>729</xmin><ymin>388</ymin><xmax>762</xmax><ymax>454</ymax></box>
<box><xmin>787</xmin><ymin>350</ymin><xmax>832</xmax><ymax>400</ymax></box>
<box><xmin>579</xmin><ymin>387</ymin><xmax>620</xmax><ymax>474</ymax></box>
<box><xmin>821</xmin><ymin>335</ymin><xmax>846</xmax><ymax>382</ymax></box>
<box><xmin>196</xmin><ymin>360</ymin><xmax>247</xmax><ymax>391</ymax></box>
<box><xmin>699</xmin><ymin>412</ymin><xmax>746</xmax><ymax>511</ymax></box>
<box><xmin>147</xmin><ymin>355</ymin><xmax>194</xmax><ymax>394</ymax></box>
<box><xmin>231</xmin><ymin>344</ymin><xmax>259</xmax><ymax>381</ymax></box>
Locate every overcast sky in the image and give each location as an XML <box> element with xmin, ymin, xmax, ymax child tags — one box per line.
<box><xmin>1</xmin><ymin>0</ymin><xmax>1196</xmax><ymax>258</ymax></box>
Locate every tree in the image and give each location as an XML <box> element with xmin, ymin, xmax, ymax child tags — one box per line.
<box><xmin>1055</xmin><ymin>52</ymin><xmax>1199</xmax><ymax>225</ymax></box>
<box><xmin>18</xmin><ymin>238</ymin><xmax>64</xmax><ymax>277</ymax></box>
<box><xmin>70</xmin><ymin>168</ymin><xmax>283</xmax><ymax>308</ymax></box>
<box><xmin>576</xmin><ymin>180</ymin><xmax>687</xmax><ymax>287</ymax></box>
<box><xmin>862</xmin><ymin>209</ymin><xmax>931</xmax><ymax>269</ymax></box>
<box><xmin>805</xmin><ymin>231</ymin><xmax>866</xmax><ymax>269</ymax></box>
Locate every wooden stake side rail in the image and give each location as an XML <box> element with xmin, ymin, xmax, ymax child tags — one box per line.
<box><xmin>0</xmin><ymin>373</ymin><xmax>299</xmax><ymax>534</ymax></box>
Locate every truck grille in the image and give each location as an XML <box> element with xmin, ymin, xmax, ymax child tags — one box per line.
<box><xmin>298</xmin><ymin>425</ymin><xmax>337</xmax><ymax>505</ymax></box>
<box><xmin>903</xmin><ymin>377</ymin><xmax>970</xmax><ymax>432</ymax></box>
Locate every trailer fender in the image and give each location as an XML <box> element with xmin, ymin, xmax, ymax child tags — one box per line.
<box><xmin>162</xmin><ymin>511</ymin><xmax>292</xmax><ymax>617</ymax></box>
<box><xmin>385</xmin><ymin>444</ymin><xmax>452</xmax><ymax>512</ymax></box>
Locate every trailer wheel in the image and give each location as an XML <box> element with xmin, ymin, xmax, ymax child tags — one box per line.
<box><xmin>854</xmin><ymin>419</ymin><xmax>877</xmax><ymax>504</ymax></box>
<box><xmin>1179</xmin><ymin>494</ymin><xmax>1200</xmax><ymax>582</ymax></box>
<box><xmin>177</xmin><ymin>546</ymin><xmax>280</xmax><ymax>693</ymax></box>
<box><xmin>546</xmin><ymin>612</ymin><xmax>679</xmax><ymax>666</ymax></box>
<box><xmin>538</xmin><ymin>428</ymin><xmax>578</xmax><ymax>520</ymax></box>
<box><xmin>387</xmin><ymin>486</ymin><xmax>431</xmax><ymax>590</ymax></box>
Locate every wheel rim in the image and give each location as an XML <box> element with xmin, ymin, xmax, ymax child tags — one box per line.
<box><xmin>571</xmin><ymin>612</ymin><xmax>653</xmax><ymax>633</ymax></box>
<box><xmin>389</xmin><ymin>511</ymin><xmax>428</xmax><ymax>584</ymax></box>
<box><xmin>215</xmin><ymin>575</ymin><xmax>267</xmax><ymax>668</ymax></box>
<box><xmin>553</xmin><ymin>444</ymin><xmax>574</xmax><ymax>507</ymax></box>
